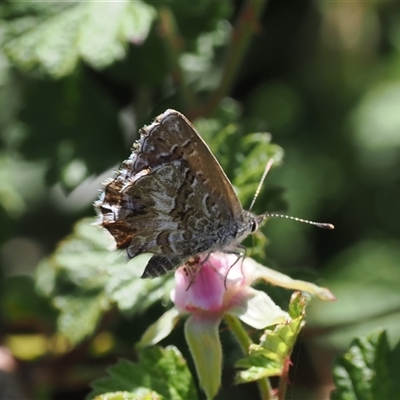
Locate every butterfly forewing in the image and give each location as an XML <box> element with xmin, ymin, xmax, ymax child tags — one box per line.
<box><xmin>159</xmin><ymin>112</ymin><xmax>243</xmax><ymax>217</ymax></box>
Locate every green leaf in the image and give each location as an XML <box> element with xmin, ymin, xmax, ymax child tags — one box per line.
<box><xmin>94</xmin><ymin>391</ymin><xmax>160</xmax><ymax>400</ymax></box>
<box><xmin>2</xmin><ymin>2</ymin><xmax>155</xmax><ymax>77</ymax></box>
<box><xmin>35</xmin><ymin>218</ymin><xmax>173</xmax><ymax>344</ymax></box>
<box><xmin>89</xmin><ymin>346</ymin><xmax>197</xmax><ymax>400</ymax></box>
<box><xmin>54</xmin><ymin>291</ymin><xmax>109</xmax><ymax>345</ymax></box>
<box><xmin>34</xmin><ymin>218</ymin><xmax>114</xmax><ymax>344</ymax></box>
<box><xmin>193</xmin><ymin>101</ymin><xmax>242</xmax><ymax>171</ymax></box>
<box><xmin>235</xmin><ymin>292</ymin><xmax>306</xmax><ymax>383</ymax></box>
<box><xmin>105</xmin><ymin>254</ymin><xmax>173</xmax><ymax>316</ymax></box>
<box><xmin>233</xmin><ymin>134</ymin><xmax>284</xmax><ymax>214</ymax></box>
<box><xmin>193</xmin><ymin>101</ymin><xmax>286</xmax><ymax>213</ymax></box>
<box><xmin>331</xmin><ymin>330</ymin><xmax>395</xmax><ymax>400</ymax></box>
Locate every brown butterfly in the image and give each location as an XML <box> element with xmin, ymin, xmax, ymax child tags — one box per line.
<box><xmin>95</xmin><ymin>110</ymin><xmax>333</xmax><ymax>278</ymax></box>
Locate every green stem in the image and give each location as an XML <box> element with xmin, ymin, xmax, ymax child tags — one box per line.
<box><xmin>224</xmin><ymin>314</ymin><xmax>273</xmax><ymax>400</ymax></box>
<box><xmin>158</xmin><ymin>7</ymin><xmax>196</xmax><ymax>112</ymax></box>
<box><xmin>224</xmin><ymin>314</ymin><xmax>252</xmax><ymax>350</ymax></box>
<box><xmin>194</xmin><ymin>0</ymin><xmax>269</xmax><ymax>119</ymax></box>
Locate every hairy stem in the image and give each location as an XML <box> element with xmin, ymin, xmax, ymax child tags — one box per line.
<box><xmin>158</xmin><ymin>7</ymin><xmax>196</xmax><ymax>111</ymax></box>
<box><xmin>224</xmin><ymin>314</ymin><xmax>272</xmax><ymax>400</ymax></box>
<box><xmin>193</xmin><ymin>0</ymin><xmax>269</xmax><ymax>119</ymax></box>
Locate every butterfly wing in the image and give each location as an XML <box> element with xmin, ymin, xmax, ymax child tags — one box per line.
<box><xmin>96</xmin><ymin>110</ymin><xmax>244</xmax><ymax>277</ymax></box>
<box><xmin>159</xmin><ymin>110</ymin><xmax>243</xmax><ymax>216</ymax></box>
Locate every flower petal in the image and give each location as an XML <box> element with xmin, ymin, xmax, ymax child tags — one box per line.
<box><xmin>184</xmin><ymin>314</ymin><xmax>222</xmax><ymax>399</ymax></box>
<box><xmin>229</xmin><ymin>287</ymin><xmax>289</xmax><ymax>329</ymax></box>
<box><xmin>244</xmin><ymin>258</ymin><xmax>336</xmax><ymax>301</ymax></box>
<box><xmin>172</xmin><ymin>263</ymin><xmax>225</xmax><ymax>312</ymax></box>
<box><xmin>136</xmin><ymin>307</ymin><xmax>181</xmax><ymax>349</ymax></box>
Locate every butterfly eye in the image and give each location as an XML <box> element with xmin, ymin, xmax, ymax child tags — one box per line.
<box><xmin>250</xmin><ymin>219</ymin><xmax>258</xmax><ymax>233</ymax></box>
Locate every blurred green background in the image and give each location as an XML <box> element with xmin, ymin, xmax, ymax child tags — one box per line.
<box><xmin>1</xmin><ymin>0</ymin><xmax>400</xmax><ymax>399</ymax></box>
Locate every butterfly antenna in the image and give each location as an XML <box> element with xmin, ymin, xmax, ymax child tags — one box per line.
<box><xmin>249</xmin><ymin>157</ymin><xmax>275</xmax><ymax>211</ymax></box>
<box><xmin>264</xmin><ymin>213</ymin><xmax>334</xmax><ymax>229</ymax></box>
<box><xmin>249</xmin><ymin>157</ymin><xmax>334</xmax><ymax>229</ymax></box>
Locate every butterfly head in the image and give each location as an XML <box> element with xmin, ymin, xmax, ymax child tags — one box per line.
<box><xmin>249</xmin><ymin>213</ymin><xmax>267</xmax><ymax>234</ymax></box>
<box><xmin>238</xmin><ymin>211</ymin><xmax>267</xmax><ymax>242</ymax></box>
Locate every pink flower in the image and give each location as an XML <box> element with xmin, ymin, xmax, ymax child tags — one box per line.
<box><xmin>171</xmin><ymin>252</ymin><xmax>288</xmax><ymax>328</ymax></box>
<box><xmin>137</xmin><ymin>252</ymin><xmax>335</xmax><ymax>399</ymax></box>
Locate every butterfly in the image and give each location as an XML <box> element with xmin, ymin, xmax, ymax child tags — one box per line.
<box><xmin>95</xmin><ymin>109</ymin><xmax>333</xmax><ymax>278</ymax></box>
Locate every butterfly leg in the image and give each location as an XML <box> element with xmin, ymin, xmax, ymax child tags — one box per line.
<box><xmin>184</xmin><ymin>252</ymin><xmax>214</xmax><ymax>291</ymax></box>
<box><xmin>222</xmin><ymin>246</ymin><xmax>247</xmax><ymax>289</ymax></box>
<box><xmin>180</xmin><ymin>256</ymin><xmax>202</xmax><ymax>291</ymax></box>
